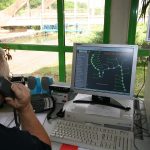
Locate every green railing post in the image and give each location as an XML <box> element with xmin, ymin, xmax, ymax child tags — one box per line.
<box><xmin>57</xmin><ymin>0</ymin><xmax>66</xmax><ymax>82</ymax></box>
<box><xmin>103</xmin><ymin>0</ymin><xmax>111</xmax><ymax>44</ymax></box>
<box><xmin>128</xmin><ymin>0</ymin><xmax>139</xmax><ymax>44</ymax></box>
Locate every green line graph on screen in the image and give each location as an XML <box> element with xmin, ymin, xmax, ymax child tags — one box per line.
<box><xmin>87</xmin><ymin>51</ymin><xmax>132</xmax><ymax>93</ymax></box>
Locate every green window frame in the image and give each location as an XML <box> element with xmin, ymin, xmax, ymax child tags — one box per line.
<box><xmin>0</xmin><ymin>0</ymin><xmax>149</xmax><ymax>82</ymax></box>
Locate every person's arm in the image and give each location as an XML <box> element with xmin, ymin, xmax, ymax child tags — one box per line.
<box><xmin>5</xmin><ymin>83</ymin><xmax>51</xmax><ymax>146</ymax></box>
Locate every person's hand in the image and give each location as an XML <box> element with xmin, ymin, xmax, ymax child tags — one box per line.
<box><xmin>5</xmin><ymin>83</ymin><xmax>32</xmax><ymax>112</ymax></box>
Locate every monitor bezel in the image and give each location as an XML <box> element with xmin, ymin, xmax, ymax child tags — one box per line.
<box><xmin>71</xmin><ymin>43</ymin><xmax>138</xmax><ymax>100</ymax></box>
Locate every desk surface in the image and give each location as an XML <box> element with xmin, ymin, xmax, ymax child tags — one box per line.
<box><xmin>43</xmin><ymin>94</ymin><xmax>150</xmax><ymax>150</ymax></box>
<box><xmin>43</xmin><ymin>118</ymin><xmax>150</xmax><ymax>150</ymax></box>
<box><xmin>0</xmin><ymin>99</ymin><xmax>150</xmax><ymax>150</ymax></box>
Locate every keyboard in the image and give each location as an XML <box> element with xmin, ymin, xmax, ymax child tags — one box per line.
<box><xmin>48</xmin><ymin>119</ymin><xmax>133</xmax><ymax>150</ymax></box>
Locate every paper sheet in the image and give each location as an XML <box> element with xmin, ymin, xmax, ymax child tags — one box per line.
<box><xmin>86</xmin><ymin>105</ymin><xmax>120</xmax><ymax>118</ymax></box>
<box><xmin>36</xmin><ymin>113</ymin><xmax>47</xmax><ymax>125</ymax></box>
<box><xmin>0</xmin><ymin>112</ymin><xmax>14</xmax><ymax>126</ymax></box>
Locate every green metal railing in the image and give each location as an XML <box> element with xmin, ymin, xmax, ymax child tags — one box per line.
<box><xmin>103</xmin><ymin>0</ymin><xmax>111</xmax><ymax>44</ymax></box>
<box><xmin>128</xmin><ymin>0</ymin><xmax>139</xmax><ymax>44</ymax></box>
<box><xmin>0</xmin><ymin>0</ymin><xmax>149</xmax><ymax>82</ymax></box>
<box><xmin>128</xmin><ymin>0</ymin><xmax>150</xmax><ymax>56</ymax></box>
<box><xmin>57</xmin><ymin>0</ymin><xmax>66</xmax><ymax>82</ymax></box>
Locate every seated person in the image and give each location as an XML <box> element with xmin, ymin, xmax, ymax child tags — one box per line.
<box><xmin>0</xmin><ymin>48</ymin><xmax>52</xmax><ymax>150</ymax></box>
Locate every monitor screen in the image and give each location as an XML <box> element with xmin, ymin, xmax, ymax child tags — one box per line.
<box><xmin>71</xmin><ymin>43</ymin><xmax>138</xmax><ymax>99</ymax></box>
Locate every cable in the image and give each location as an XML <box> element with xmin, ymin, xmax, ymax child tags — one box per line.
<box><xmin>7</xmin><ymin>117</ymin><xmax>15</xmax><ymax>127</ymax></box>
<box><xmin>46</xmin><ymin>95</ymin><xmax>56</xmax><ymax>120</ymax></box>
<box><xmin>133</xmin><ymin>104</ymin><xmax>150</xmax><ymax>138</ymax></box>
<box><xmin>134</xmin><ymin>140</ymin><xmax>139</xmax><ymax>150</ymax></box>
<box><xmin>134</xmin><ymin>122</ymin><xmax>149</xmax><ymax>132</ymax></box>
<box><xmin>135</xmin><ymin>59</ymin><xmax>148</xmax><ymax>98</ymax></box>
<box><xmin>13</xmin><ymin>108</ymin><xmax>20</xmax><ymax>129</ymax></box>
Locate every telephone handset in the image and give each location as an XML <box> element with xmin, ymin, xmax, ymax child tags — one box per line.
<box><xmin>0</xmin><ymin>77</ymin><xmax>54</xmax><ymax>113</ymax></box>
<box><xmin>0</xmin><ymin>77</ymin><xmax>20</xmax><ymax>128</ymax></box>
<box><xmin>0</xmin><ymin>76</ymin><xmax>15</xmax><ymax>98</ymax></box>
<box><xmin>31</xmin><ymin>94</ymin><xmax>55</xmax><ymax>113</ymax></box>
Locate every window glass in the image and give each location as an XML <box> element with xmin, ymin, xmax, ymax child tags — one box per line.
<box><xmin>134</xmin><ymin>0</ymin><xmax>148</xmax><ymax>97</ymax></box>
<box><xmin>8</xmin><ymin>50</ymin><xmax>59</xmax><ymax>81</ymax></box>
<box><xmin>64</xmin><ymin>0</ymin><xmax>105</xmax><ymax>46</ymax></box>
<box><xmin>135</xmin><ymin>0</ymin><xmax>147</xmax><ymax>47</ymax></box>
<box><xmin>65</xmin><ymin>52</ymin><xmax>72</xmax><ymax>83</ymax></box>
<box><xmin>0</xmin><ymin>0</ymin><xmax>58</xmax><ymax>45</ymax></box>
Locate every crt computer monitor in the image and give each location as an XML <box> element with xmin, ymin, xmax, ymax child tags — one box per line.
<box><xmin>71</xmin><ymin>43</ymin><xmax>138</xmax><ymax>101</ymax></box>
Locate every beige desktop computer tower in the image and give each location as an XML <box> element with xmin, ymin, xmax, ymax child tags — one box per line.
<box><xmin>144</xmin><ymin>58</ymin><xmax>150</xmax><ymax>133</ymax></box>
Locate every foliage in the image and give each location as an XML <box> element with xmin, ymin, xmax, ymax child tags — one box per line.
<box><xmin>64</xmin><ymin>1</ymin><xmax>87</xmax><ymax>10</ymax></box>
<box><xmin>95</xmin><ymin>8</ymin><xmax>103</xmax><ymax>15</ymax></box>
<box><xmin>90</xmin><ymin>31</ymin><xmax>103</xmax><ymax>44</ymax></box>
<box><xmin>139</xmin><ymin>0</ymin><xmax>150</xmax><ymax>19</ymax></box>
<box><xmin>135</xmin><ymin>22</ymin><xmax>147</xmax><ymax>46</ymax></box>
<box><xmin>31</xmin><ymin>25</ymin><xmax>40</xmax><ymax>30</ymax></box>
<box><xmin>29</xmin><ymin>0</ymin><xmax>41</xmax><ymax>9</ymax></box>
<box><xmin>51</xmin><ymin>2</ymin><xmax>57</xmax><ymax>9</ymax></box>
<box><xmin>16</xmin><ymin>5</ymin><xmax>26</xmax><ymax>16</ymax></box>
<box><xmin>69</xmin><ymin>25</ymin><xmax>103</xmax><ymax>44</ymax></box>
<box><xmin>77</xmin><ymin>2</ymin><xmax>87</xmax><ymax>10</ymax></box>
<box><xmin>0</xmin><ymin>0</ymin><xmax>41</xmax><ymax>10</ymax></box>
<box><xmin>134</xmin><ymin>59</ymin><xmax>148</xmax><ymax>97</ymax></box>
<box><xmin>32</xmin><ymin>64</ymin><xmax>72</xmax><ymax>83</ymax></box>
<box><xmin>0</xmin><ymin>0</ymin><xmax>15</xmax><ymax>10</ymax></box>
<box><xmin>51</xmin><ymin>1</ymin><xmax>75</xmax><ymax>10</ymax></box>
<box><xmin>51</xmin><ymin>1</ymin><xmax>87</xmax><ymax>10</ymax></box>
<box><xmin>65</xmin><ymin>1</ymin><xmax>74</xmax><ymax>9</ymax></box>
<box><xmin>32</xmin><ymin>61</ymin><xmax>146</xmax><ymax>97</ymax></box>
<box><xmin>69</xmin><ymin>33</ymin><xmax>93</xmax><ymax>43</ymax></box>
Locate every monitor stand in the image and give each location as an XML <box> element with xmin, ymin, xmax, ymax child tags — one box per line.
<box><xmin>73</xmin><ymin>95</ymin><xmax>131</xmax><ymax>111</ymax></box>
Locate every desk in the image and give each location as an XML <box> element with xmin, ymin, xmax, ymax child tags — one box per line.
<box><xmin>43</xmin><ymin>94</ymin><xmax>150</xmax><ymax>150</ymax></box>
<box><xmin>0</xmin><ymin>104</ymin><xmax>48</xmax><ymax>127</ymax></box>
<box><xmin>43</xmin><ymin>118</ymin><xmax>150</xmax><ymax>150</ymax></box>
<box><xmin>1</xmin><ymin>100</ymin><xmax>150</xmax><ymax>150</ymax></box>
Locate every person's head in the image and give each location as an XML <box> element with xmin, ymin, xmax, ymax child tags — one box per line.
<box><xmin>0</xmin><ymin>48</ymin><xmax>10</xmax><ymax>103</ymax></box>
<box><xmin>0</xmin><ymin>47</ymin><xmax>10</xmax><ymax>79</ymax></box>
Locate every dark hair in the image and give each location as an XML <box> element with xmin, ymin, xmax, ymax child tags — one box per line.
<box><xmin>3</xmin><ymin>47</ymin><xmax>12</xmax><ymax>61</ymax></box>
<box><xmin>0</xmin><ymin>48</ymin><xmax>10</xmax><ymax>77</ymax></box>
